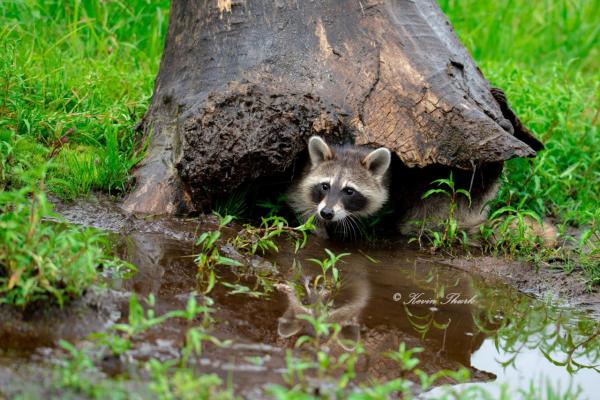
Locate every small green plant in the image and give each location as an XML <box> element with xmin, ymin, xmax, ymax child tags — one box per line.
<box><xmin>349</xmin><ymin>379</ymin><xmax>411</xmax><ymax>399</ymax></box>
<box><xmin>219</xmin><ymin>269</ymin><xmax>278</xmax><ymax>299</ymax></box>
<box><xmin>221</xmin><ymin>281</ymin><xmax>269</xmax><ymax>298</ymax></box>
<box><xmin>48</xmin><ymin>127</ymin><xmax>147</xmax><ymax>200</ymax></box>
<box><xmin>277</xmin><ymin>318</ymin><xmax>364</xmax><ymax>396</ymax></box>
<box><xmin>197</xmin><ymin>213</ymin><xmax>312</xmax><ymax>299</ymax></box>
<box><xmin>276</xmin><ymin>326</ymin><xmax>470</xmax><ymax>398</ymax></box>
<box><xmin>194</xmin><ymin>213</ymin><xmax>244</xmax><ymax>293</ymax></box>
<box><xmin>361</xmin><ymin>203</ymin><xmax>396</xmax><ymax>242</ymax></box>
<box><xmin>408</xmin><ymin>172</ymin><xmax>472</xmax><ymax>253</ymax></box>
<box><xmin>57</xmin><ymin>340</ymin><xmax>102</xmax><ymax>395</ymax></box>
<box><xmin>180</xmin><ymin>326</ymin><xmax>231</xmax><ymax>366</ymax></box>
<box><xmin>384</xmin><ymin>343</ymin><xmax>470</xmax><ymax>391</ymax></box>
<box><xmin>482</xmin><ymin>205</ymin><xmax>551</xmax><ymax>256</ymax></box>
<box><xmin>575</xmin><ymin>209</ymin><xmax>600</xmax><ymax>288</ymax></box>
<box><xmin>213</xmin><ymin>187</ymin><xmax>248</xmax><ymax>218</ymax></box>
<box><xmin>91</xmin><ymin>293</ymin><xmax>215</xmax><ymax>356</ymax></box>
<box><xmin>54</xmin><ymin>292</ymin><xmax>228</xmax><ymax>399</ymax></box>
<box><xmin>307</xmin><ymin>248</ymin><xmax>349</xmax><ymax>290</ymax></box>
<box><xmin>435</xmin><ymin>377</ymin><xmax>584</xmax><ymax>400</ymax></box>
<box><xmin>277</xmin><ymin>250</ymin><xmax>350</xmax><ymax>351</ymax></box>
<box><xmin>274</xmin><ymin>251</ymin><xmax>363</xmax><ymax>395</ymax></box>
<box><xmin>0</xmin><ymin>131</ymin><xmax>20</xmax><ymax>190</ymax></box>
<box><xmin>257</xmin><ymin>194</ymin><xmax>289</xmax><ymax>217</ymax></box>
<box><xmin>147</xmin><ymin>359</ymin><xmax>234</xmax><ymax>400</ymax></box>
<box><xmin>232</xmin><ymin>215</ymin><xmax>315</xmax><ymax>256</ymax></box>
<box><xmin>55</xmin><ymin>339</ymin><xmax>131</xmax><ymax>399</ymax></box>
<box><xmin>294</xmin><ymin>313</ymin><xmax>341</xmax><ymax>353</ymax></box>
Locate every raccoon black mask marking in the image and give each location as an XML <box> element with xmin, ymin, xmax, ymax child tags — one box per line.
<box><xmin>287</xmin><ymin>136</ymin><xmax>391</xmax><ymax>236</ymax></box>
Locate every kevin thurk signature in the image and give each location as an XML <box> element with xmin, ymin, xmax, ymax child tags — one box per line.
<box><xmin>392</xmin><ymin>292</ymin><xmax>477</xmax><ymax>305</ymax></box>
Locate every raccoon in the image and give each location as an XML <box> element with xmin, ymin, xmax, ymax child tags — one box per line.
<box><xmin>288</xmin><ymin>135</ymin><xmax>556</xmax><ymax>246</ymax></box>
<box><xmin>286</xmin><ymin>136</ymin><xmax>391</xmax><ymax>238</ymax></box>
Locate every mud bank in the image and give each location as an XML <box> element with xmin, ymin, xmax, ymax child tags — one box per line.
<box><xmin>0</xmin><ymin>288</ymin><xmax>122</xmax><ymax>351</ymax></box>
<box><xmin>442</xmin><ymin>256</ymin><xmax>600</xmax><ymax>318</ymax></box>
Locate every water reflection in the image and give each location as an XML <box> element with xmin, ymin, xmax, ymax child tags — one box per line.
<box><xmin>263</xmin><ymin>241</ymin><xmax>499</xmax><ymax>384</ymax></box>
<box><xmin>112</xmin><ymin>225</ymin><xmax>600</xmax><ymax>394</ymax></box>
<box><xmin>276</xmin><ymin>269</ymin><xmax>371</xmax><ymax>350</ymax></box>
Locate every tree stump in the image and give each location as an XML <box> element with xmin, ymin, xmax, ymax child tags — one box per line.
<box><xmin>122</xmin><ymin>0</ymin><xmax>542</xmax><ymax>214</ymax></box>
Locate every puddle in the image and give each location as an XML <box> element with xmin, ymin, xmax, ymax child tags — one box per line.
<box><xmin>1</xmin><ymin>197</ymin><xmax>599</xmax><ymax>398</ymax></box>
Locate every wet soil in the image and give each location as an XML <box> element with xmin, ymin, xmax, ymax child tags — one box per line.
<box><xmin>0</xmin><ymin>288</ymin><xmax>122</xmax><ymax>352</ymax></box>
<box><xmin>1</xmin><ymin>195</ymin><xmax>599</xmax><ymax>398</ymax></box>
<box><xmin>444</xmin><ymin>256</ymin><xmax>600</xmax><ymax>318</ymax></box>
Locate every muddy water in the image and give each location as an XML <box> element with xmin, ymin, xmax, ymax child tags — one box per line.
<box><xmin>1</xmin><ymin>197</ymin><xmax>599</xmax><ymax>398</ymax></box>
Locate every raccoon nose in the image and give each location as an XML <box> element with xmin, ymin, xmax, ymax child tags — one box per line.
<box><xmin>320</xmin><ymin>207</ymin><xmax>334</xmax><ymax>220</ymax></box>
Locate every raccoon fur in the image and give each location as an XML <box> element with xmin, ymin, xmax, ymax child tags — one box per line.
<box><xmin>393</xmin><ymin>163</ymin><xmax>503</xmax><ymax>237</ymax></box>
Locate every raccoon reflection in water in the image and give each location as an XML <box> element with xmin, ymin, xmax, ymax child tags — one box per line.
<box><xmin>276</xmin><ymin>268</ymin><xmax>370</xmax><ymax>351</ymax></box>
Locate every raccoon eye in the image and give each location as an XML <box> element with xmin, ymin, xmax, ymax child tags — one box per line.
<box><xmin>321</xmin><ymin>183</ymin><xmax>330</xmax><ymax>191</ymax></box>
<box><xmin>342</xmin><ymin>187</ymin><xmax>355</xmax><ymax>196</ymax></box>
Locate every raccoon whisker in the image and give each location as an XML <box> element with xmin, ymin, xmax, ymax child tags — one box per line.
<box><xmin>344</xmin><ymin>218</ymin><xmax>352</xmax><ymax>240</ymax></box>
<box><xmin>345</xmin><ymin>213</ymin><xmax>361</xmax><ymax>240</ymax></box>
<box><xmin>351</xmin><ymin>214</ymin><xmax>361</xmax><ymax>238</ymax></box>
<box><xmin>344</xmin><ymin>217</ymin><xmax>355</xmax><ymax>241</ymax></box>
<box><xmin>351</xmin><ymin>219</ymin><xmax>359</xmax><ymax>241</ymax></box>
<box><xmin>345</xmin><ymin>218</ymin><xmax>355</xmax><ymax>241</ymax></box>
<box><xmin>337</xmin><ymin>218</ymin><xmax>347</xmax><ymax>239</ymax></box>
<box><xmin>352</xmin><ymin>219</ymin><xmax>360</xmax><ymax>240</ymax></box>
<box><xmin>352</xmin><ymin>213</ymin><xmax>367</xmax><ymax>236</ymax></box>
<box><xmin>345</xmin><ymin>218</ymin><xmax>354</xmax><ymax>239</ymax></box>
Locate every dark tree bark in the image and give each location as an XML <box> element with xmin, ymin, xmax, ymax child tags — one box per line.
<box><xmin>122</xmin><ymin>0</ymin><xmax>542</xmax><ymax>214</ymax></box>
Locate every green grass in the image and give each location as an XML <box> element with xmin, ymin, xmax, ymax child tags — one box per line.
<box><xmin>0</xmin><ymin>0</ymin><xmax>168</xmax><ymax>199</ymax></box>
<box><xmin>0</xmin><ymin>179</ymin><xmax>130</xmax><ymax>308</ymax></box>
<box><xmin>0</xmin><ymin>0</ymin><xmax>165</xmax><ymax>306</ymax></box>
<box><xmin>484</xmin><ymin>63</ymin><xmax>599</xmax><ymax>226</ymax></box>
<box><xmin>439</xmin><ymin>0</ymin><xmax>599</xmax><ymax>72</ymax></box>
<box><xmin>439</xmin><ymin>0</ymin><xmax>599</xmax><ymax>225</ymax></box>
<box><xmin>0</xmin><ymin>1</ymin><xmax>598</xmax><ymax>397</ymax></box>
<box><xmin>441</xmin><ymin>0</ymin><xmax>600</xmax><ymax>283</ymax></box>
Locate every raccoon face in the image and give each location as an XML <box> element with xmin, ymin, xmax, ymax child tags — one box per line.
<box><xmin>288</xmin><ymin>136</ymin><xmax>391</xmax><ymax>223</ymax></box>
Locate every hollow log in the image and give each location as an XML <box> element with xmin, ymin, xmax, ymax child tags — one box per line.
<box><xmin>122</xmin><ymin>0</ymin><xmax>542</xmax><ymax>214</ymax></box>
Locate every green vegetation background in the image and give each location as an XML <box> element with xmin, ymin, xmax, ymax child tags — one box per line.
<box><xmin>0</xmin><ymin>0</ymin><xmax>599</xmax><ymax>297</ymax></box>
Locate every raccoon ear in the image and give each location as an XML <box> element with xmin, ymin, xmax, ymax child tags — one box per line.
<box><xmin>308</xmin><ymin>136</ymin><xmax>333</xmax><ymax>165</ymax></box>
<box><xmin>363</xmin><ymin>147</ymin><xmax>391</xmax><ymax>177</ymax></box>
<box><xmin>339</xmin><ymin>323</ymin><xmax>361</xmax><ymax>351</ymax></box>
<box><xmin>277</xmin><ymin>310</ymin><xmax>303</xmax><ymax>338</ymax></box>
